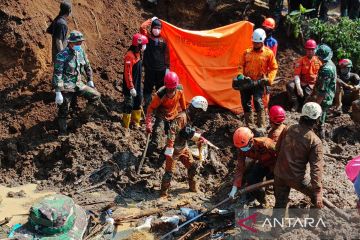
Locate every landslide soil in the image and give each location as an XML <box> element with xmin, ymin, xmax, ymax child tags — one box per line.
<box><xmin>0</xmin><ymin>0</ymin><xmax>359</xmax><ymax>239</ymax></box>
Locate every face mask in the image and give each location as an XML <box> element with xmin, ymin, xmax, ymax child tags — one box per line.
<box><xmin>141</xmin><ymin>45</ymin><xmax>146</xmax><ymax>52</ymax></box>
<box><xmin>240</xmin><ymin>145</ymin><xmax>251</xmax><ymax>152</ymax></box>
<box><xmin>240</xmin><ymin>141</ymin><xmax>253</xmax><ymax>152</ymax></box>
<box><xmin>73</xmin><ymin>45</ymin><xmax>82</xmax><ymax>52</ymax></box>
<box><xmin>152</xmin><ymin>28</ymin><xmax>161</xmax><ymax>37</ymax></box>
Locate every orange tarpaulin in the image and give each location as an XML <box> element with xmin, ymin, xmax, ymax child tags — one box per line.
<box><xmin>161</xmin><ymin>20</ymin><xmax>254</xmax><ymax>113</ymax></box>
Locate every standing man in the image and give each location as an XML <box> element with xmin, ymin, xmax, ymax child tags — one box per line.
<box><xmin>262</xmin><ymin>18</ymin><xmax>278</xmax><ymax>57</ymax></box>
<box><xmin>47</xmin><ymin>1</ymin><xmax>71</xmax><ymax>63</ymax></box>
<box><xmin>334</xmin><ymin>59</ymin><xmax>360</xmax><ymax>114</ymax></box>
<box><xmin>140</xmin><ymin>17</ymin><xmax>170</xmax><ymax>112</ymax></box>
<box><xmin>310</xmin><ymin>44</ymin><xmax>337</xmax><ymax>138</ymax></box>
<box><xmin>53</xmin><ymin>30</ymin><xmax>101</xmax><ymax>135</ymax></box>
<box><xmin>229</xmin><ymin>127</ymin><xmax>277</xmax><ymax>205</ymax></box>
<box><xmin>146</xmin><ymin>71</ymin><xmax>186</xmax><ymax>151</ymax></box>
<box><xmin>153</xmin><ymin>96</ymin><xmax>208</xmax><ymax>197</ymax></box>
<box><xmin>273</xmin><ymin>102</ymin><xmax>324</xmax><ymax>229</ymax></box>
<box><xmin>122</xmin><ymin>33</ymin><xmax>148</xmax><ymax>129</ymax></box>
<box><xmin>236</xmin><ymin>28</ymin><xmax>278</xmax><ymax>128</ymax></box>
<box><xmin>287</xmin><ymin>39</ymin><xmax>322</xmax><ymax>112</ymax></box>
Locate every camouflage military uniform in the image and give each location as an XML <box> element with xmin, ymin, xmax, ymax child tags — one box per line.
<box><xmin>13</xmin><ymin>194</ymin><xmax>88</xmax><ymax>239</ymax></box>
<box><xmin>312</xmin><ymin>60</ymin><xmax>337</xmax><ymax>124</ymax></box>
<box><xmin>310</xmin><ymin>44</ymin><xmax>336</xmax><ymax>126</ymax></box>
<box><xmin>53</xmin><ymin>31</ymin><xmax>101</xmax><ymax>133</ymax></box>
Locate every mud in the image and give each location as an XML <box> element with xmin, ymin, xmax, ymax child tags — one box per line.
<box><xmin>0</xmin><ymin>0</ymin><xmax>359</xmax><ymax>239</ymax></box>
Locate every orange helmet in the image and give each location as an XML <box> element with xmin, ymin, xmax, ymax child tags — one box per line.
<box><xmin>233</xmin><ymin>127</ymin><xmax>254</xmax><ymax>148</ymax></box>
<box><xmin>262</xmin><ymin>18</ymin><xmax>276</xmax><ymax>29</ymax></box>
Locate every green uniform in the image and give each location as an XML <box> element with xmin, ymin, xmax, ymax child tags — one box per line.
<box><xmin>313</xmin><ymin>60</ymin><xmax>337</xmax><ymax>124</ymax></box>
<box><xmin>53</xmin><ymin>45</ymin><xmax>101</xmax><ymax>133</ymax></box>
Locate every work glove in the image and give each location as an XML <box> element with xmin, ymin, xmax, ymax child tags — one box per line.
<box><xmin>229</xmin><ymin>186</ymin><xmax>238</xmax><ymax>199</ymax></box>
<box><xmin>294</xmin><ymin>76</ymin><xmax>304</xmax><ymax>97</ymax></box>
<box><xmin>151</xmin><ymin>16</ymin><xmax>158</xmax><ymax>22</ymax></box>
<box><xmin>87</xmin><ymin>80</ymin><xmax>95</xmax><ymax>88</ymax></box>
<box><xmin>146</xmin><ymin>121</ymin><xmax>152</xmax><ymax>134</ymax></box>
<box><xmin>55</xmin><ymin>92</ymin><xmax>63</xmax><ymax>105</ymax></box>
<box><xmin>130</xmin><ymin>88</ymin><xmax>137</xmax><ymax>97</ymax></box>
<box><xmin>314</xmin><ymin>191</ymin><xmax>324</xmax><ymax>208</ymax></box>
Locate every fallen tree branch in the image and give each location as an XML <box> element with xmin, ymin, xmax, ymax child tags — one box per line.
<box><xmin>75</xmin><ymin>181</ymin><xmax>106</xmax><ymax>194</ymax></box>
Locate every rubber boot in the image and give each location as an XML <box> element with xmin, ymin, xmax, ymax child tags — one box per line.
<box><xmin>58</xmin><ymin>118</ymin><xmax>67</xmax><ymax>135</ymax></box>
<box><xmin>122</xmin><ymin>114</ymin><xmax>131</xmax><ymax>129</ymax></box>
<box><xmin>160</xmin><ymin>180</ymin><xmax>171</xmax><ymax>197</ymax></box>
<box><xmin>256</xmin><ymin>110</ymin><xmax>266</xmax><ymax>129</ymax></box>
<box><xmin>81</xmin><ymin>103</ymin><xmax>96</xmax><ymax>122</ymax></box>
<box><xmin>244</xmin><ymin>112</ymin><xmax>254</xmax><ymax>127</ymax></box>
<box><xmin>131</xmin><ymin>110</ymin><xmax>142</xmax><ymax>128</ymax></box>
<box><xmin>188</xmin><ymin>178</ymin><xmax>198</xmax><ymax>192</ymax></box>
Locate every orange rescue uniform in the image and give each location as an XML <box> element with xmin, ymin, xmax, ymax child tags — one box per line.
<box><xmin>146</xmin><ymin>86</ymin><xmax>186</xmax><ymax>122</ymax></box>
<box><xmin>268</xmin><ymin>123</ymin><xmax>287</xmax><ymax>143</ymax></box>
<box><xmin>294</xmin><ymin>56</ymin><xmax>322</xmax><ymax>86</ymax></box>
<box><xmin>238</xmin><ymin>46</ymin><xmax>278</xmax><ymax>84</ymax></box>
<box><xmin>233</xmin><ymin>137</ymin><xmax>277</xmax><ymax>187</ymax></box>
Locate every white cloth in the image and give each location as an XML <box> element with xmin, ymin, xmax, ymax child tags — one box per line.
<box><xmin>87</xmin><ymin>80</ymin><xmax>95</xmax><ymax>88</ymax></box>
<box><xmin>55</xmin><ymin>92</ymin><xmax>63</xmax><ymax>105</ymax></box>
<box><xmin>130</xmin><ymin>88</ymin><xmax>137</xmax><ymax>97</ymax></box>
<box><xmin>229</xmin><ymin>186</ymin><xmax>238</xmax><ymax>199</ymax></box>
<box><xmin>294</xmin><ymin>76</ymin><xmax>303</xmax><ymax>97</ymax></box>
<box><xmin>151</xmin><ymin>16</ymin><xmax>158</xmax><ymax>22</ymax></box>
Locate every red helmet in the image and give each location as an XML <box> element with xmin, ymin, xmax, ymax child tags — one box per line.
<box><xmin>269</xmin><ymin>105</ymin><xmax>286</xmax><ymax>124</ymax></box>
<box><xmin>338</xmin><ymin>59</ymin><xmax>353</xmax><ymax>68</ymax></box>
<box><xmin>132</xmin><ymin>33</ymin><xmax>148</xmax><ymax>46</ymax></box>
<box><xmin>164</xmin><ymin>71</ymin><xmax>179</xmax><ymax>89</ymax></box>
<box><xmin>233</xmin><ymin>127</ymin><xmax>254</xmax><ymax>148</ymax></box>
<box><xmin>262</xmin><ymin>18</ymin><xmax>276</xmax><ymax>29</ymax></box>
<box><xmin>304</xmin><ymin>39</ymin><xmax>317</xmax><ymax>49</ymax></box>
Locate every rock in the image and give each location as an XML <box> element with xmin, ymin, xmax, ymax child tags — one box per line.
<box><xmin>7</xmin><ymin>190</ymin><xmax>26</xmax><ymax>198</ymax></box>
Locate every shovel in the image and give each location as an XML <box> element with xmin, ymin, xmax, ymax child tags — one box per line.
<box><xmin>137</xmin><ymin>133</ymin><xmax>151</xmax><ymax>175</ymax></box>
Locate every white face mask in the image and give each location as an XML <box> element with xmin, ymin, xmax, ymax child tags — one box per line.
<box><xmin>152</xmin><ymin>28</ymin><xmax>161</xmax><ymax>37</ymax></box>
<box><xmin>141</xmin><ymin>45</ymin><xmax>146</xmax><ymax>52</ymax></box>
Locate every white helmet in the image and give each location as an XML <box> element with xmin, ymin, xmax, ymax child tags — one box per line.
<box><xmin>191</xmin><ymin>96</ymin><xmax>208</xmax><ymax>111</ymax></box>
<box><xmin>301</xmin><ymin>102</ymin><xmax>322</xmax><ymax>119</ymax></box>
<box><xmin>252</xmin><ymin>28</ymin><xmax>266</xmax><ymax>43</ymax></box>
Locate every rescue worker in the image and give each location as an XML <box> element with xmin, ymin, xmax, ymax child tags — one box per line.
<box><xmin>140</xmin><ymin>17</ymin><xmax>170</xmax><ymax>112</ymax></box>
<box><xmin>334</xmin><ymin>59</ymin><xmax>360</xmax><ymax>114</ymax></box>
<box><xmin>147</xmin><ymin>93</ymin><xmax>209</xmax><ymax>197</ymax></box>
<box><xmin>47</xmin><ymin>1</ymin><xmax>71</xmax><ymax>63</ymax></box>
<box><xmin>262</xmin><ymin>18</ymin><xmax>278</xmax><ymax>57</ymax></box>
<box><xmin>53</xmin><ymin>30</ymin><xmax>101</xmax><ymax>135</ymax></box>
<box><xmin>236</xmin><ymin>28</ymin><xmax>278</xmax><ymax>128</ymax></box>
<box><xmin>13</xmin><ymin>194</ymin><xmax>87</xmax><ymax>239</ymax></box>
<box><xmin>122</xmin><ymin>33</ymin><xmax>148</xmax><ymax>129</ymax></box>
<box><xmin>146</xmin><ymin>70</ymin><xmax>186</xmax><ymax>154</ymax></box>
<box><xmin>310</xmin><ymin>44</ymin><xmax>337</xmax><ymax>138</ymax></box>
<box><xmin>229</xmin><ymin>127</ymin><xmax>277</xmax><ymax>205</ymax></box>
<box><xmin>287</xmin><ymin>39</ymin><xmax>322</xmax><ymax>112</ymax></box>
<box><xmin>341</xmin><ymin>0</ymin><xmax>360</xmax><ymax>19</ymax></box>
<box><xmin>268</xmin><ymin>105</ymin><xmax>287</xmax><ymax>143</ymax></box>
<box><xmin>273</xmin><ymin>102</ymin><xmax>324</xmax><ymax>227</ymax></box>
